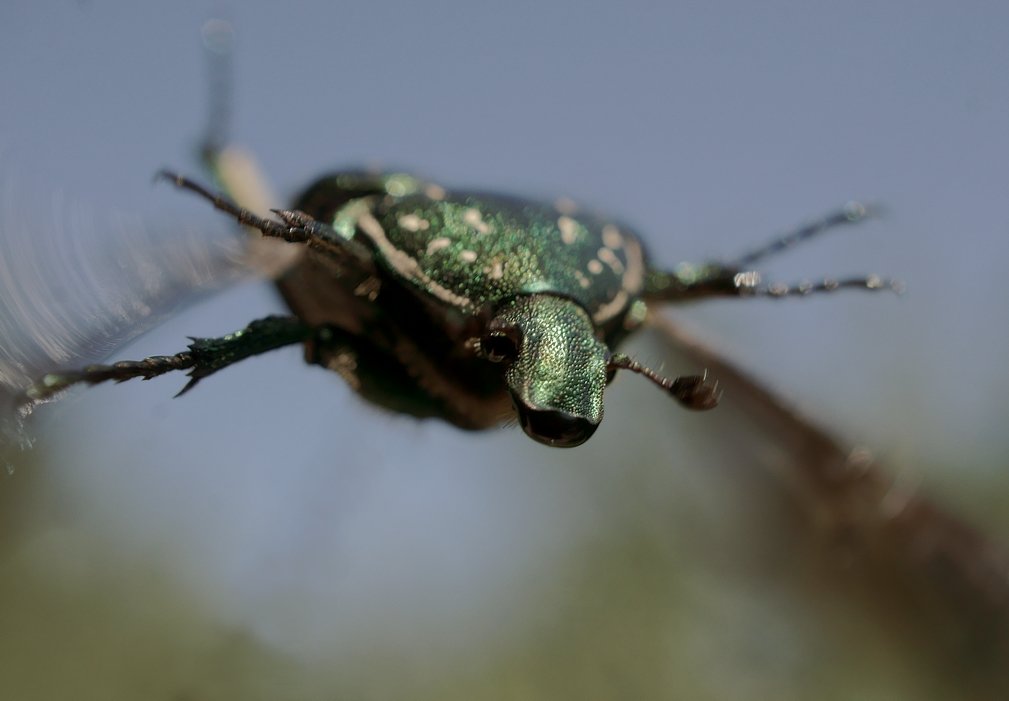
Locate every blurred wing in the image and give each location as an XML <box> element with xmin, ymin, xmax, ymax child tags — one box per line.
<box><xmin>646</xmin><ymin>311</ymin><xmax>1009</xmax><ymax>646</ymax></box>
<box><xmin>0</xmin><ymin>176</ymin><xmax>267</xmax><ymax>425</ymax></box>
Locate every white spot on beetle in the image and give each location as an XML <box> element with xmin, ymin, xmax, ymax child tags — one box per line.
<box><xmin>426</xmin><ymin>237</ymin><xmax>452</xmax><ymax>255</ymax></box>
<box><xmin>486</xmin><ymin>259</ymin><xmax>504</xmax><ymax>279</ymax></box>
<box><xmin>459</xmin><ymin>249</ymin><xmax>478</xmax><ymax>263</ymax></box>
<box><xmin>598</xmin><ymin>247</ymin><xmax>625</xmax><ymax>274</ymax></box>
<box><xmin>602</xmin><ymin>224</ymin><xmax>623</xmax><ymax>250</ymax></box>
<box><xmin>554</xmin><ymin>197</ymin><xmax>578</xmax><ymax>215</ymax></box>
<box><xmin>385</xmin><ymin>177</ymin><xmax>411</xmax><ymax>197</ymax></box>
<box><xmin>398</xmin><ymin>213</ymin><xmax>430</xmax><ymax>232</ymax></box>
<box><xmin>425</xmin><ymin>183</ymin><xmax>447</xmax><ymax>200</ymax></box>
<box><xmin>574</xmin><ymin>270</ymin><xmax>591</xmax><ymax>288</ymax></box>
<box><xmin>463</xmin><ymin>208</ymin><xmax>492</xmax><ymax>234</ymax></box>
<box><xmin>558</xmin><ymin>216</ymin><xmax>579</xmax><ymax>245</ymax></box>
<box><xmin>587</xmin><ymin>259</ymin><xmax>604</xmax><ymax>275</ymax></box>
<box><xmin>357</xmin><ymin>211</ymin><xmax>472</xmax><ymax>309</ymax></box>
<box><xmin>593</xmin><ymin>234</ymin><xmax>645</xmax><ymax>324</ymax></box>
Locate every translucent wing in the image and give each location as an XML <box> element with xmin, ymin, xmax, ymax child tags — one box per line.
<box><xmin>0</xmin><ymin>175</ymin><xmax>265</xmax><ymax>439</ymax></box>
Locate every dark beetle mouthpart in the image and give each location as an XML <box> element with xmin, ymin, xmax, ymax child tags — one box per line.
<box><xmin>516</xmin><ymin>405</ymin><xmax>599</xmax><ymax>448</ymax></box>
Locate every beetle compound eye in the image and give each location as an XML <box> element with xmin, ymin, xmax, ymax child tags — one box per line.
<box><xmin>480</xmin><ymin>329</ymin><xmax>521</xmax><ymax>363</ymax></box>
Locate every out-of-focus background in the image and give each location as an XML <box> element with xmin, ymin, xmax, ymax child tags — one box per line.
<box><xmin>2</xmin><ymin>2</ymin><xmax>1008</xmax><ymax>699</ymax></box>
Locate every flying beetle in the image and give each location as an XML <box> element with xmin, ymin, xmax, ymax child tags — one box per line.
<box><xmin>17</xmin><ymin>161</ymin><xmax>897</xmax><ymax>448</ymax></box>
<box><xmin>8</xmin><ymin>25</ymin><xmax>900</xmax><ymax>449</ymax></box>
<box><xmin>8</xmin><ymin>19</ymin><xmax>1009</xmax><ymax>684</ymax></box>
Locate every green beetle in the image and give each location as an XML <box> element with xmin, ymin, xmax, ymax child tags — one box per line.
<box><xmin>23</xmin><ymin>164</ymin><xmax>895</xmax><ymax>447</ymax></box>
<box><xmin>279</xmin><ymin>170</ymin><xmax>660</xmax><ymax>447</ymax></box>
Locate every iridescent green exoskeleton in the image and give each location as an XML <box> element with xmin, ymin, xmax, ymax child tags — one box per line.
<box><xmin>24</xmin><ymin>165</ymin><xmax>898</xmax><ymax>447</ymax></box>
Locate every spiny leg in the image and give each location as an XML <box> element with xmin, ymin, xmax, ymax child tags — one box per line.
<box><xmin>23</xmin><ymin>315</ymin><xmax>315</xmax><ymax>404</ymax></box>
<box><xmin>608</xmin><ymin>353</ymin><xmax>720</xmax><ymax>411</ymax></box>
<box><xmin>157</xmin><ymin>170</ymin><xmax>377</xmax><ymax>268</ymax></box>
<box><xmin>643</xmin><ymin>202</ymin><xmax>902</xmax><ymax>303</ymax></box>
<box><xmin>156</xmin><ymin>170</ymin><xmax>308</xmax><ymax>243</ymax></box>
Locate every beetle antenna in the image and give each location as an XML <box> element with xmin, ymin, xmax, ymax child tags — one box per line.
<box><xmin>608</xmin><ymin>353</ymin><xmax>720</xmax><ymax>411</ymax></box>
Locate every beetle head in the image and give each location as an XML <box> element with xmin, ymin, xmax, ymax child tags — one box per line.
<box><xmin>482</xmin><ymin>295</ymin><xmax>608</xmax><ymax>447</ymax></box>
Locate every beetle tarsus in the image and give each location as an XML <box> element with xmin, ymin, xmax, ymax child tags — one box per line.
<box><xmin>23</xmin><ymin>315</ymin><xmax>314</xmax><ymax>406</ymax></box>
<box><xmin>157</xmin><ymin>171</ymin><xmax>313</xmax><ymax>245</ymax></box>
<box><xmin>24</xmin><ymin>353</ymin><xmax>198</xmax><ymax>404</ymax></box>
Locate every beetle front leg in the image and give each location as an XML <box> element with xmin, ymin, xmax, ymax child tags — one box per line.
<box><xmin>643</xmin><ymin>202</ymin><xmax>902</xmax><ymax>303</ymax></box>
<box><xmin>644</xmin><ymin>264</ymin><xmax>901</xmax><ymax>302</ymax></box>
<box><xmin>608</xmin><ymin>353</ymin><xmax>721</xmax><ymax>411</ymax></box>
<box><xmin>23</xmin><ymin>315</ymin><xmax>315</xmax><ymax>403</ymax></box>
